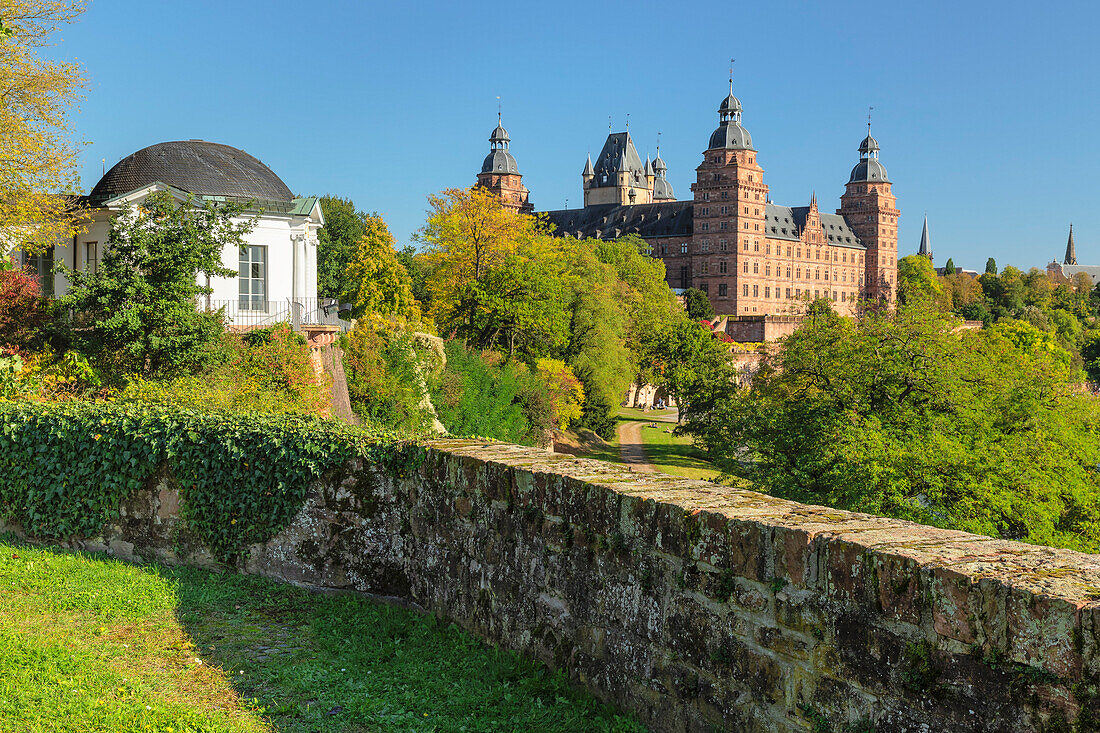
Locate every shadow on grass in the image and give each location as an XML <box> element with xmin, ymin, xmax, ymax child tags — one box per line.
<box><xmin>170</xmin><ymin>566</ymin><xmax>645</xmax><ymax>733</ymax></box>
<box><xmin>0</xmin><ymin>534</ymin><xmax>643</xmax><ymax>733</ymax></box>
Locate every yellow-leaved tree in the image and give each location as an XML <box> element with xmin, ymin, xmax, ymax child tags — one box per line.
<box><xmin>340</xmin><ymin>215</ymin><xmax>421</xmax><ymax>324</ymax></box>
<box><xmin>417</xmin><ymin>187</ymin><xmax>568</xmax><ymax>358</ymax></box>
<box><xmin>0</xmin><ymin>0</ymin><xmax>88</xmax><ymax>256</ymax></box>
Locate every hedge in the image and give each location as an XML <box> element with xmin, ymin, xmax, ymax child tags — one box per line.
<box><xmin>0</xmin><ymin>402</ymin><xmax>411</xmax><ymax>561</ymax></box>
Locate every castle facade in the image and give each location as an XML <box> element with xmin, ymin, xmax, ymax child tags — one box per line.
<box><xmin>475</xmin><ymin>84</ymin><xmax>899</xmax><ymax>316</ymax></box>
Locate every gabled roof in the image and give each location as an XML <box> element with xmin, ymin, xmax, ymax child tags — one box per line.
<box><xmin>590</xmin><ymin>132</ymin><xmax>648</xmax><ymax>189</ymax></box>
<box><xmin>542</xmin><ymin>201</ymin><xmax>693</xmax><ymax>240</ymax></box>
<box><xmin>764</xmin><ymin>203</ymin><xmax>864</xmax><ymax>248</ymax></box>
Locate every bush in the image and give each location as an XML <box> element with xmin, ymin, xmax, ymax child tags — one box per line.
<box><xmin>0</xmin><ymin>402</ymin><xmax>399</xmax><ymax>560</ymax></box>
<box><xmin>0</xmin><ymin>269</ymin><xmax>46</xmax><ymax>352</ymax></box>
<box><xmin>117</xmin><ymin>324</ymin><xmax>328</xmax><ymax>415</ymax></box>
<box><xmin>430</xmin><ymin>343</ymin><xmax>531</xmax><ymax>444</ymax></box>
<box><xmin>343</xmin><ymin>321</ymin><xmax>432</xmax><ymax>433</ymax></box>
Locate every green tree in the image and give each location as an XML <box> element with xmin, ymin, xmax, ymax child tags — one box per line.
<box><xmin>316</xmin><ymin>196</ymin><xmax>371</xmax><ymax>301</ymax></box>
<box><xmin>683</xmin><ymin>300</ymin><xmax>1100</xmax><ymax>552</ymax></box>
<box><xmin>985</xmin><ymin>257</ymin><xmax>997</xmax><ymax>274</ymax></box>
<box><xmin>60</xmin><ymin>192</ymin><xmax>254</xmax><ymax>378</ymax></box>
<box><xmin>341</xmin><ymin>215</ymin><xmax>421</xmax><ymax>323</ymax></box>
<box><xmin>896</xmin><ymin>255</ymin><xmax>942</xmax><ymax>304</ymax></box>
<box><xmin>943</xmin><ymin>257</ymin><xmax>955</xmax><ymax>275</ymax></box>
<box><xmin>418</xmin><ymin>187</ymin><xmax>569</xmax><ymax>359</ymax></box>
<box><xmin>683</xmin><ymin>287</ymin><xmax>714</xmax><ymax>320</ymax></box>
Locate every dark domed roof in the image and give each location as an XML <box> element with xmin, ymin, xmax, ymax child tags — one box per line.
<box><xmin>719</xmin><ymin>93</ymin><xmax>742</xmax><ymax>114</ymax></box>
<box><xmin>708</xmin><ymin>122</ymin><xmax>754</xmax><ymax>151</ymax></box>
<box><xmin>489</xmin><ymin>123</ymin><xmax>509</xmax><ymax>144</ymax></box>
<box><xmin>89</xmin><ymin>140</ymin><xmax>294</xmax><ymax>204</ymax></box>
<box><xmin>848</xmin><ymin>157</ymin><xmax>890</xmax><ymax>183</ymax></box>
<box><xmin>481</xmin><ymin>149</ymin><xmax>519</xmax><ymax>174</ymax></box>
<box><xmin>652</xmin><ymin>176</ymin><xmax>675</xmax><ymax>201</ymax></box>
<box><xmin>858</xmin><ymin>134</ymin><xmax>880</xmax><ymax>155</ymax></box>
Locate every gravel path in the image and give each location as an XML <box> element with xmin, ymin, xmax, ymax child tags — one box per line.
<box><xmin>617</xmin><ymin>421</ymin><xmax>657</xmax><ymax>473</ymax></box>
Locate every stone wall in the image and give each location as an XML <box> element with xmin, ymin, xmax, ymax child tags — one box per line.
<box><xmin>725</xmin><ymin>315</ymin><xmax>804</xmax><ymax>343</ymax></box>
<box><xmin>12</xmin><ymin>441</ymin><xmax>1100</xmax><ymax>732</ymax></box>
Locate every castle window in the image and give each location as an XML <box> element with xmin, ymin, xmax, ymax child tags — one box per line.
<box><xmin>766</xmin><ymin>243</ymin><xmax>771</xmax><ymax>255</ymax></box>
<box><xmin>743</xmin><ymin>222</ymin><xmax>748</xmax><ymax>229</ymax></box>
<box><xmin>721</xmin><ymin>191</ymin><xmax>728</xmax><ymax>200</ymax></box>
<box><xmin>720</xmin><ymin>221</ymin><xmax>728</xmax><ymax>230</ymax></box>
<box><xmin>796</xmin><ymin>267</ymin><xmax>801</xmax><ymax>278</ymax></box>
<box><xmin>754</xmin><ymin>243</ymin><xmax>759</xmax><ymax>252</ymax></box>
<box><xmin>786</xmin><ymin>266</ymin><xmax>791</xmax><ymax>278</ymax></box>
<box><xmin>719</xmin><ymin>261</ymin><xmax>728</xmax><ymax>274</ymax></box>
<box><xmin>719</xmin><ymin>239</ymin><xmax>728</xmax><ymax>252</ymax></box>
<box><xmin>743</xmin><ymin>284</ymin><xmax>749</xmax><ymax>296</ymax></box>
<box><xmin>765</xmin><ymin>264</ymin><xmax>771</xmax><ymax>276</ymax></box>
<box><xmin>720</xmin><ymin>206</ymin><xmax>728</xmax><ymax>215</ymax></box>
<box><xmin>753</xmin><ymin>285</ymin><xmax>759</xmax><ymax>297</ymax></box>
<box><xmin>754</xmin><ymin>224</ymin><xmax>759</xmax><ymax>231</ymax></box>
<box><xmin>701</xmin><ymin>240</ymin><xmax>710</xmax><ymax>253</ymax></box>
<box><xmin>743</xmin><ymin>261</ymin><xmax>749</xmax><ymax>273</ymax></box>
<box><xmin>719</xmin><ymin>284</ymin><xmax>728</xmax><ymax>296</ymax></box>
<box><xmin>743</xmin><ymin>240</ymin><xmax>749</xmax><ymax>252</ymax></box>
<box><xmin>743</xmin><ymin>206</ymin><xmax>749</xmax><ymax>214</ymax></box>
<box><xmin>753</xmin><ymin>261</ymin><xmax>759</xmax><ymax>274</ymax></box>
<box><xmin>701</xmin><ymin>262</ymin><xmax>709</xmax><ymax>274</ymax></box>
<box><xmin>700</xmin><ymin>282</ymin><xmax>709</xmax><ymax>294</ymax></box>
<box><xmin>787</xmin><ymin>247</ymin><xmax>792</xmax><ymax>257</ymax></box>
<box><xmin>815</xmin><ymin>269</ymin><xmax>820</xmax><ymax>280</ymax></box>
<box><xmin>661</xmin><ymin>245</ymin><xmax>667</xmax><ymax>255</ymax></box>
<box><xmin>681</xmin><ymin>242</ymin><xmax>688</xmax><ymax>254</ymax></box>
<box><xmin>786</xmin><ymin>287</ymin><xmax>791</xmax><ymax>298</ymax></box>
<box><xmin>765</xmin><ymin>287</ymin><xmax>770</xmax><ymax>298</ymax></box>
<box><xmin>700</xmin><ymin>222</ymin><xmax>709</xmax><ymax>231</ymax></box>
<box><xmin>701</xmin><ymin>207</ymin><xmax>709</xmax><ymax>215</ymax></box>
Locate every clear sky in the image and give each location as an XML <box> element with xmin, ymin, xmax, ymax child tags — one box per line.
<box><xmin>51</xmin><ymin>0</ymin><xmax>1099</xmax><ymax>271</ymax></box>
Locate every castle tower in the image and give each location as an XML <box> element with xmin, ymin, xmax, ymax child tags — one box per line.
<box><xmin>838</xmin><ymin>124</ymin><xmax>898</xmax><ymax>301</ymax></box>
<box><xmin>652</xmin><ymin>148</ymin><xmax>675</xmax><ymax>202</ymax></box>
<box><xmin>583</xmin><ymin>130</ymin><xmax>652</xmax><ymax>207</ymax></box>
<box><xmin>476</xmin><ymin>115</ymin><xmax>533</xmax><ymax>214</ymax></box>
<box><xmin>1065</xmin><ymin>224</ymin><xmax>1077</xmax><ymax>265</ymax></box>
<box><xmin>918</xmin><ymin>216</ymin><xmax>932</xmax><ymax>261</ymax></box>
<box><xmin>691</xmin><ymin>79</ymin><xmax>768</xmax><ymax>314</ymax></box>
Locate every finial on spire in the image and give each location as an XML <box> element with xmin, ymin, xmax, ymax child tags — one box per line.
<box><xmin>867</xmin><ymin>105</ymin><xmax>873</xmax><ymax>134</ymax></box>
<box><xmin>729</xmin><ymin>58</ymin><xmax>735</xmax><ymax>94</ymax></box>
<box><xmin>608</xmin><ymin>115</ymin><xmax>612</xmax><ymax>132</ymax></box>
<box><xmin>496</xmin><ymin>96</ymin><xmax>501</xmax><ymax>123</ymax></box>
<box><xmin>625</xmin><ymin>112</ymin><xmax>630</xmax><ymax>131</ymax></box>
<box><xmin>656</xmin><ymin>130</ymin><xmax>662</xmax><ymax>156</ymax></box>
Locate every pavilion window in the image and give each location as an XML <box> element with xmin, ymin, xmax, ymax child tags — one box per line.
<box><xmin>27</xmin><ymin>247</ymin><xmax>55</xmax><ymax>298</ymax></box>
<box><xmin>239</xmin><ymin>245</ymin><xmax>267</xmax><ymax>311</ymax></box>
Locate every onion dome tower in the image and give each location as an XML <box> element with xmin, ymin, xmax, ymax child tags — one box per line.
<box><xmin>838</xmin><ymin>117</ymin><xmax>899</xmax><ymax>301</ymax></box>
<box><xmin>475</xmin><ymin>113</ymin><xmax>533</xmax><ymax>214</ymax></box>
<box><xmin>651</xmin><ymin>148</ymin><xmax>675</xmax><ymax>202</ymax></box>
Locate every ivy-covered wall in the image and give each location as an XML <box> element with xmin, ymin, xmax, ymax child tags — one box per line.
<box><xmin>4</xmin><ymin>404</ymin><xmax>1100</xmax><ymax>731</ymax></box>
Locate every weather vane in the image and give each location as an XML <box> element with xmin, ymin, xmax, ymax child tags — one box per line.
<box><xmin>729</xmin><ymin>58</ymin><xmax>735</xmax><ymax>91</ymax></box>
<box><xmin>867</xmin><ymin>105</ymin><xmax>873</xmax><ymax>132</ymax></box>
<box><xmin>625</xmin><ymin>112</ymin><xmax>630</xmax><ymax>131</ymax></box>
<box><xmin>496</xmin><ymin>95</ymin><xmax>501</xmax><ymax>122</ymax></box>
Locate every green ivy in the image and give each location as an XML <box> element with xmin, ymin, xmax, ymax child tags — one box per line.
<box><xmin>0</xmin><ymin>402</ymin><xmax>411</xmax><ymax>561</ymax></box>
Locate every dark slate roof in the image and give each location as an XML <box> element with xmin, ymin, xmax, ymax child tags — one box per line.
<box><xmin>590</xmin><ymin>132</ymin><xmax>648</xmax><ymax>189</ymax></box>
<box><xmin>89</xmin><ymin>140</ymin><xmax>294</xmax><ymax>204</ymax></box>
<box><xmin>765</xmin><ymin>204</ymin><xmax>802</xmax><ymax>241</ymax></box>
<box><xmin>708</xmin><ymin>120</ymin><xmax>754</xmax><ymax>151</ymax></box>
<box><xmin>482</xmin><ymin>149</ymin><xmax>519</xmax><ymax>174</ymax></box>
<box><xmin>652</xmin><ymin>175</ymin><xmax>675</xmax><ymax>201</ymax></box>
<box><xmin>790</xmin><ymin>206</ymin><xmax>865</xmax><ymax>249</ymax></box>
<box><xmin>542</xmin><ymin>201</ymin><xmax>693</xmax><ymax>240</ymax></box>
<box><xmin>848</xmin><ymin>157</ymin><xmax>889</xmax><ymax>183</ymax></box>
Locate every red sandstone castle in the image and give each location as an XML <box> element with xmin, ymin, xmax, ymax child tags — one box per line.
<box><xmin>476</xmin><ymin>83</ymin><xmax>899</xmax><ymax>317</ymax></box>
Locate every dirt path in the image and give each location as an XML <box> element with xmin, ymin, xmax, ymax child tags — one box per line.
<box><xmin>617</xmin><ymin>421</ymin><xmax>657</xmax><ymax>473</ymax></box>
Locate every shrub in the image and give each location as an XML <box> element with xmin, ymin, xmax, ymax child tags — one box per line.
<box><xmin>430</xmin><ymin>343</ymin><xmax>530</xmax><ymax>444</ymax></box>
<box><xmin>343</xmin><ymin>321</ymin><xmax>432</xmax><ymax>433</ymax></box>
<box><xmin>0</xmin><ymin>269</ymin><xmax>46</xmax><ymax>352</ymax></box>
<box><xmin>0</xmin><ymin>402</ymin><xmax>400</xmax><ymax>560</ymax></box>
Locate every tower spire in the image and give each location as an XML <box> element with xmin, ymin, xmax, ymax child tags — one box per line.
<box><xmin>918</xmin><ymin>215</ymin><xmax>932</xmax><ymax>261</ymax></box>
<box><xmin>1065</xmin><ymin>224</ymin><xmax>1078</xmax><ymax>265</ymax></box>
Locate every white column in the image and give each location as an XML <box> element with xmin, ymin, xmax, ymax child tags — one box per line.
<box><xmin>292</xmin><ymin>232</ymin><xmax>305</xmax><ymax>302</ymax></box>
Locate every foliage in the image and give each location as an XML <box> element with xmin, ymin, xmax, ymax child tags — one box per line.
<box><xmin>341</xmin><ymin>215</ymin><xmax>421</xmax><ymax>323</ymax></box>
<box><xmin>985</xmin><ymin>257</ymin><xmax>997</xmax><ymax>274</ymax></box>
<box><xmin>429</xmin><ymin>341</ymin><xmax>544</xmax><ymax>445</ymax></box>
<box><xmin>418</xmin><ymin>187</ymin><xmax>569</xmax><ymax>358</ymax></box>
<box><xmin>0</xmin><ymin>401</ymin><xmax>393</xmax><ymax>560</ymax></box>
<box><xmin>897</xmin><ymin>254</ymin><xmax>941</xmax><ymax>303</ymax></box>
<box><xmin>59</xmin><ymin>192</ymin><xmax>255</xmax><ymax>379</ymax></box>
<box><xmin>342</xmin><ymin>320</ymin><xmax>432</xmax><ymax>433</ymax></box>
<box><xmin>645</xmin><ymin>318</ymin><xmax>735</xmax><ymax>417</ymax></box>
<box><xmin>683</xmin><ymin>300</ymin><xmax>1100</xmax><ymax>553</ymax></box>
<box><xmin>535</xmin><ymin>358</ymin><xmax>584</xmax><ymax>430</ymax></box>
<box><xmin>576</xmin><ymin>384</ymin><xmax>617</xmax><ymax>440</ymax></box>
<box><xmin>683</xmin><ymin>287</ymin><xmax>714</xmax><ymax>320</ymax></box>
<box><xmin>117</xmin><ymin>323</ymin><xmax>328</xmax><ymax>416</ymax></box>
<box><xmin>0</xmin><ymin>537</ymin><xmax>642</xmax><ymax>732</ymax></box>
<box><xmin>0</xmin><ymin>268</ymin><xmax>45</xmax><ymax>351</ymax></box>
<box><xmin>316</xmin><ymin>195</ymin><xmax>370</xmax><ymax>301</ymax></box>
<box><xmin>0</xmin><ymin>0</ymin><xmax>88</xmax><ymax>256</ymax></box>
<box><xmin>943</xmin><ymin>257</ymin><xmax>955</xmax><ymax>275</ymax></box>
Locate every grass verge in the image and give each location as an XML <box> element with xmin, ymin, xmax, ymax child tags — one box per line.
<box><xmin>0</xmin><ymin>535</ymin><xmax>643</xmax><ymax>732</ymax></box>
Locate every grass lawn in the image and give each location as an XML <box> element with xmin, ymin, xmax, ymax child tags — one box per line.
<box><xmin>634</xmin><ymin>423</ymin><xmax>723</xmax><ymax>482</ymax></box>
<box><xmin>0</xmin><ymin>535</ymin><xmax>643</xmax><ymax>733</ymax></box>
<box><xmin>614</xmin><ymin>407</ymin><xmax>676</xmax><ymax>422</ymax></box>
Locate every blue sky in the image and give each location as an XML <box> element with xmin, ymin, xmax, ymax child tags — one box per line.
<box><xmin>53</xmin><ymin>0</ymin><xmax>1099</xmax><ymax>270</ymax></box>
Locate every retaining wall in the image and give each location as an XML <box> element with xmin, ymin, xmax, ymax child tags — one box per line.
<box><xmin>11</xmin><ymin>441</ymin><xmax>1100</xmax><ymax>732</ymax></box>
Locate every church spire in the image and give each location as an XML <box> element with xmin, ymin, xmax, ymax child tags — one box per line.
<box><xmin>1065</xmin><ymin>224</ymin><xmax>1077</xmax><ymax>265</ymax></box>
<box><xmin>918</xmin><ymin>216</ymin><xmax>932</xmax><ymax>261</ymax></box>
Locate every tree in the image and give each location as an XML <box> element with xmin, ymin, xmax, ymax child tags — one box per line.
<box><xmin>0</xmin><ymin>268</ymin><xmax>44</xmax><ymax>352</ymax></box>
<box><xmin>896</xmin><ymin>254</ymin><xmax>941</xmax><ymax>304</ymax></box>
<box><xmin>985</xmin><ymin>258</ymin><xmax>997</xmax><ymax>274</ymax></box>
<box><xmin>683</xmin><ymin>299</ymin><xmax>1100</xmax><ymax>552</ymax></box>
<box><xmin>60</xmin><ymin>192</ymin><xmax>254</xmax><ymax>378</ymax></box>
<box><xmin>316</xmin><ymin>196</ymin><xmax>371</xmax><ymax>301</ymax></box>
<box><xmin>418</xmin><ymin>187</ymin><xmax>568</xmax><ymax>358</ymax></box>
<box><xmin>683</xmin><ymin>287</ymin><xmax>714</xmax><ymax>320</ymax></box>
<box><xmin>0</xmin><ymin>1</ymin><xmax>88</xmax><ymax>255</ymax></box>
<box><xmin>341</xmin><ymin>215</ymin><xmax>421</xmax><ymax>324</ymax></box>
<box><xmin>943</xmin><ymin>257</ymin><xmax>955</xmax><ymax>275</ymax></box>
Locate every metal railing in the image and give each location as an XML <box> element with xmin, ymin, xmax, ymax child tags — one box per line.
<box><xmin>201</xmin><ymin>298</ymin><xmax>353</xmax><ymax>333</ymax></box>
